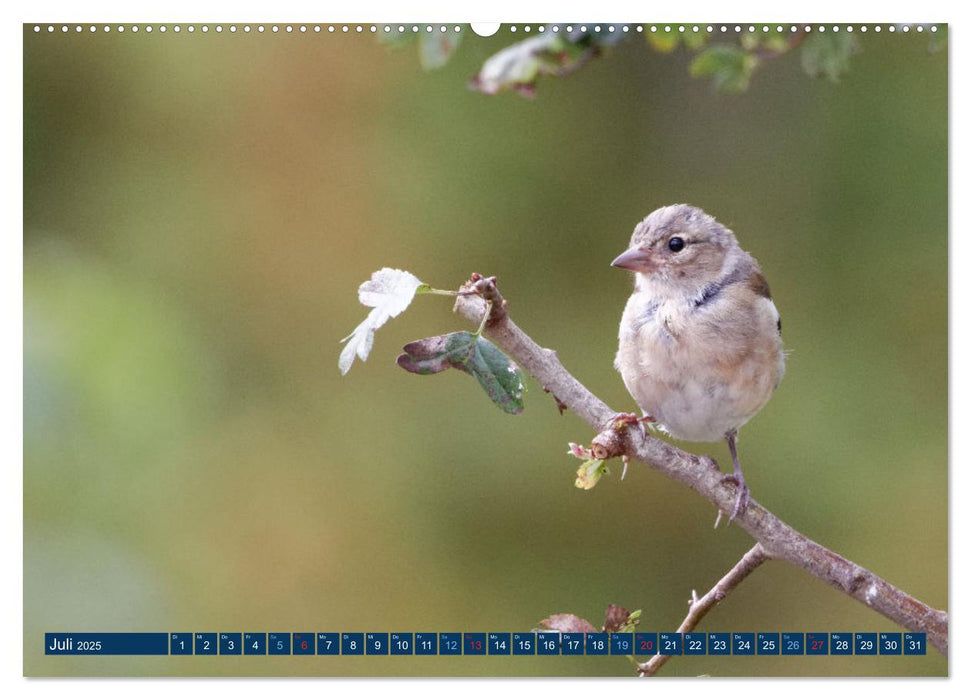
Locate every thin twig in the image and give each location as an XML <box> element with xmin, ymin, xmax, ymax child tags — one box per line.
<box><xmin>453</xmin><ymin>274</ymin><xmax>948</xmax><ymax>655</ymax></box>
<box><xmin>475</xmin><ymin>300</ymin><xmax>493</xmax><ymax>337</ymax></box>
<box><xmin>638</xmin><ymin>544</ymin><xmax>769</xmax><ymax>676</ymax></box>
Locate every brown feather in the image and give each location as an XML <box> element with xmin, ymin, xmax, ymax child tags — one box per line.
<box><xmin>748</xmin><ymin>270</ymin><xmax>772</xmax><ymax>299</ymax></box>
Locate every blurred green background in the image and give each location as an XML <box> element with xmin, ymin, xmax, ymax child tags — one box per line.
<box><xmin>23</xmin><ymin>24</ymin><xmax>946</xmax><ymax>676</ymax></box>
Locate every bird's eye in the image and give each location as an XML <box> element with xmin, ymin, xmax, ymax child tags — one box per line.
<box><xmin>668</xmin><ymin>236</ymin><xmax>685</xmax><ymax>252</ymax></box>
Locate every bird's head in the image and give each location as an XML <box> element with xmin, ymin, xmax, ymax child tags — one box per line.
<box><xmin>612</xmin><ymin>204</ymin><xmax>740</xmax><ymax>292</ymax></box>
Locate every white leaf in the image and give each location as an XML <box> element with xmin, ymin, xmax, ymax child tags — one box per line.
<box><xmin>339</xmin><ymin>268</ymin><xmax>423</xmax><ymax>374</ymax></box>
<box><xmin>472</xmin><ymin>33</ymin><xmax>562</xmax><ymax>95</ymax></box>
<box><xmin>358</xmin><ymin>268</ymin><xmax>423</xmax><ymax>315</ymax></box>
<box><xmin>338</xmin><ymin>312</ymin><xmax>376</xmax><ymax>376</ymax></box>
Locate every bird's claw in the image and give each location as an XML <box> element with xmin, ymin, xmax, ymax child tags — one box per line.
<box><xmin>719</xmin><ymin>473</ymin><xmax>751</xmax><ymax>522</ymax></box>
<box><xmin>730</xmin><ymin>482</ymin><xmax>750</xmax><ymax>522</ymax></box>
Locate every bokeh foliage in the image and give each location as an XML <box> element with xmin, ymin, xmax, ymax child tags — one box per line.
<box><xmin>24</xmin><ymin>24</ymin><xmax>946</xmax><ymax>676</ymax></box>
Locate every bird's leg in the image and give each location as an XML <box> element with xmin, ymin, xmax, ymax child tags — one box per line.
<box><xmin>724</xmin><ymin>430</ymin><xmax>750</xmax><ymax>521</ymax></box>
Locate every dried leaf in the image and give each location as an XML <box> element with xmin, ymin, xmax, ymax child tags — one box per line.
<box><xmin>545</xmin><ymin>389</ymin><xmax>568</xmax><ymax>414</ymax></box>
<box><xmin>539</xmin><ymin>613</ymin><xmax>598</xmax><ymax>634</ymax></box>
<box><xmin>339</xmin><ymin>268</ymin><xmax>424</xmax><ymax>375</ymax></box>
<box><xmin>603</xmin><ymin>604</ymin><xmax>630</xmax><ymax>632</ymax></box>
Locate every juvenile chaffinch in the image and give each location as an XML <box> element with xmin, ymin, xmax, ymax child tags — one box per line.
<box><xmin>612</xmin><ymin>204</ymin><xmax>785</xmax><ymax>520</ymax></box>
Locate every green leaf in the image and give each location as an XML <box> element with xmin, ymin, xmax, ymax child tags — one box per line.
<box><xmin>800</xmin><ymin>32</ymin><xmax>858</xmax><ymax>81</ymax></box>
<box><xmin>647</xmin><ymin>31</ymin><xmax>680</xmax><ymax>53</ymax></box>
<box><xmin>397</xmin><ymin>331</ymin><xmax>525</xmax><ymax>414</ymax></box>
<box><xmin>690</xmin><ymin>45</ymin><xmax>757</xmax><ymax>92</ymax></box>
<box><xmin>574</xmin><ymin>458</ymin><xmax>607</xmax><ymax>489</ymax></box>
<box><xmin>470</xmin><ymin>335</ymin><xmax>526</xmax><ymax>413</ymax></box>
<box><xmin>646</xmin><ymin>28</ymin><xmax>707</xmax><ymax>53</ymax></box>
<box><xmin>617</xmin><ymin>609</ymin><xmax>642</xmax><ymax>634</ymax></box>
<box><xmin>681</xmin><ymin>30</ymin><xmax>709</xmax><ymax>50</ymax></box>
<box><xmin>740</xmin><ymin>32</ymin><xmax>761</xmax><ymax>52</ymax></box>
<box><xmin>762</xmin><ymin>32</ymin><xmax>790</xmax><ymax>53</ymax></box>
<box><xmin>420</xmin><ymin>28</ymin><xmax>463</xmax><ymax>69</ymax></box>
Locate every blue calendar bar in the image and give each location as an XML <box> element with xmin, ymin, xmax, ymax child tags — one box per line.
<box><xmin>439</xmin><ymin>633</ymin><xmax>461</xmax><ymax>655</ymax></box>
<box><xmin>43</xmin><ymin>630</ymin><xmax>931</xmax><ymax>656</ymax></box>
<box><xmin>391</xmin><ymin>633</ymin><xmax>414</xmax><ymax>655</ymax></box>
<box><xmin>170</xmin><ymin>633</ymin><xmax>192</xmax><ymax>655</ymax></box>
<box><xmin>659</xmin><ymin>632</ymin><xmax>682</xmax><ymax>655</ymax></box>
<box><xmin>45</xmin><ymin>633</ymin><xmax>168</xmax><ymax>655</ymax></box>
<box><xmin>684</xmin><ymin>632</ymin><xmax>706</xmax><ymax>655</ymax></box>
<box><xmin>855</xmin><ymin>633</ymin><xmax>877</xmax><ymax>655</ymax></box>
<box><xmin>757</xmin><ymin>633</ymin><xmax>779</xmax><ymax>655</ymax></box>
<box><xmin>904</xmin><ymin>633</ymin><xmax>926</xmax><ymax>655</ymax></box>
<box><xmin>880</xmin><ymin>632</ymin><xmax>902</xmax><ymax>655</ymax></box>
<box><xmin>416</xmin><ymin>633</ymin><xmax>438</xmax><ymax>655</ymax></box>
<box><xmin>342</xmin><ymin>633</ymin><xmax>364</xmax><ymax>655</ymax></box>
<box><xmin>634</xmin><ymin>632</ymin><xmax>657</xmax><ymax>656</ymax></box>
<box><xmin>195</xmin><ymin>633</ymin><xmax>217</xmax><ymax>655</ymax></box>
<box><xmin>219</xmin><ymin>633</ymin><xmax>241</xmax><ymax>655</ymax></box>
<box><xmin>586</xmin><ymin>632</ymin><xmax>609</xmax><ymax>655</ymax></box>
<box><xmin>244</xmin><ymin>633</ymin><xmax>266</xmax><ymax>655</ymax></box>
<box><xmin>537</xmin><ymin>631</ymin><xmax>560</xmax><ymax>655</ymax></box>
<box><xmin>561</xmin><ymin>632</ymin><xmax>584</xmax><ymax>656</ymax></box>
<box><xmin>268</xmin><ymin>633</ymin><xmax>291</xmax><ymax>655</ymax></box>
<box><xmin>464</xmin><ymin>633</ymin><xmax>486</xmax><ymax>655</ymax></box>
<box><xmin>366</xmin><ymin>633</ymin><xmax>388</xmax><ymax>655</ymax></box>
<box><xmin>513</xmin><ymin>632</ymin><xmax>536</xmax><ymax>655</ymax></box>
<box><xmin>732</xmin><ymin>633</ymin><xmax>755</xmax><ymax>655</ymax></box>
<box><xmin>830</xmin><ymin>633</ymin><xmax>852</xmax><ymax>656</ymax></box>
<box><xmin>709</xmin><ymin>632</ymin><xmax>731</xmax><ymax>655</ymax></box>
<box><xmin>610</xmin><ymin>633</ymin><xmax>633</xmax><ymax>655</ymax></box>
<box><xmin>782</xmin><ymin>633</ymin><xmax>804</xmax><ymax>655</ymax></box>
<box><xmin>488</xmin><ymin>633</ymin><xmax>511</xmax><ymax>655</ymax></box>
<box><xmin>314</xmin><ymin>633</ymin><xmax>336</xmax><ymax>655</ymax></box>
<box><xmin>294</xmin><ymin>633</ymin><xmax>316</xmax><ymax>654</ymax></box>
<box><xmin>807</xmin><ymin>632</ymin><xmax>828</xmax><ymax>655</ymax></box>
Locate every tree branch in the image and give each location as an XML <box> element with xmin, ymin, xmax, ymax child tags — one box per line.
<box><xmin>453</xmin><ymin>275</ymin><xmax>948</xmax><ymax>656</ymax></box>
<box><xmin>638</xmin><ymin>543</ymin><xmax>769</xmax><ymax>676</ymax></box>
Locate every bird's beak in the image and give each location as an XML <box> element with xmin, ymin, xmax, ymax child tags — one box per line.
<box><xmin>611</xmin><ymin>247</ymin><xmax>654</xmax><ymax>272</ymax></box>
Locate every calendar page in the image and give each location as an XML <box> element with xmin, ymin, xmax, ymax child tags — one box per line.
<box><xmin>23</xmin><ymin>16</ymin><xmax>948</xmax><ymax>678</ymax></box>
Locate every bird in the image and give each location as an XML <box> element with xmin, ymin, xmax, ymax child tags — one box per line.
<box><xmin>611</xmin><ymin>204</ymin><xmax>785</xmax><ymax>521</ymax></box>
